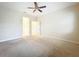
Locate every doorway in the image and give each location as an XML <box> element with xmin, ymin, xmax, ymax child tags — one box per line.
<box><xmin>22</xmin><ymin>16</ymin><xmax>41</xmax><ymax>37</ymax></box>
<box><xmin>22</xmin><ymin>16</ymin><xmax>30</xmax><ymax>36</ymax></box>
<box><xmin>32</xmin><ymin>20</ymin><xmax>40</xmax><ymax>36</ymax></box>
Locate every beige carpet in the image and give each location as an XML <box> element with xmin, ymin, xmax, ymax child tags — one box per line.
<box><xmin>0</xmin><ymin>36</ymin><xmax>79</xmax><ymax>57</ymax></box>
<box><xmin>0</xmin><ymin>37</ymin><xmax>54</xmax><ymax>57</ymax></box>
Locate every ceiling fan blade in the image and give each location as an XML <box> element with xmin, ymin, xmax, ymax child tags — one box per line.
<box><xmin>39</xmin><ymin>6</ymin><xmax>46</xmax><ymax>8</ymax></box>
<box><xmin>34</xmin><ymin>2</ymin><xmax>38</xmax><ymax>7</ymax></box>
<box><xmin>38</xmin><ymin>9</ymin><xmax>42</xmax><ymax>12</ymax></box>
<box><xmin>27</xmin><ymin>7</ymin><xmax>34</xmax><ymax>9</ymax></box>
<box><xmin>33</xmin><ymin>9</ymin><xmax>36</xmax><ymax>13</ymax></box>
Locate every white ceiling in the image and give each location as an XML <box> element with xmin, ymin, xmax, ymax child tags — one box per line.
<box><xmin>0</xmin><ymin>2</ymin><xmax>77</xmax><ymax>16</ymax></box>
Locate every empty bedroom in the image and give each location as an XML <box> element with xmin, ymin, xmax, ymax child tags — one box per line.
<box><xmin>0</xmin><ymin>2</ymin><xmax>79</xmax><ymax>57</ymax></box>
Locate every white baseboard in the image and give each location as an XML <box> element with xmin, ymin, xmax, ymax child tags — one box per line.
<box><xmin>41</xmin><ymin>35</ymin><xmax>79</xmax><ymax>45</ymax></box>
<box><xmin>0</xmin><ymin>36</ymin><xmax>21</xmax><ymax>43</ymax></box>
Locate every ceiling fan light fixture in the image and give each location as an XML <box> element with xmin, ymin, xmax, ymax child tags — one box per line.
<box><xmin>27</xmin><ymin>2</ymin><xmax>46</xmax><ymax>13</ymax></box>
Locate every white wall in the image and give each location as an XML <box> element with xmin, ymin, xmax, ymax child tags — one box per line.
<box><xmin>0</xmin><ymin>5</ymin><xmax>36</xmax><ymax>42</ymax></box>
<box><xmin>0</xmin><ymin>6</ymin><xmax>23</xmax><ymax>42</ymax></box>
<box><xmin>38</xmin><ymin>5</ymin><xmax>79</xmax><ymax>42</ymax></box>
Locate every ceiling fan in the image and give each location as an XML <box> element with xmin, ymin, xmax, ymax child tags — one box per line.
<box><xmin>27</xmin><ymin>2</ymin><xmax>46</xmax><ymax>13</ymax></box>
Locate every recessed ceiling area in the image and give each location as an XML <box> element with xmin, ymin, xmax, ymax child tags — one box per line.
<box><xmin>0</xmin><ymin>2</ymin><xmax>77</xmax><ymax>16</ymax></box>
